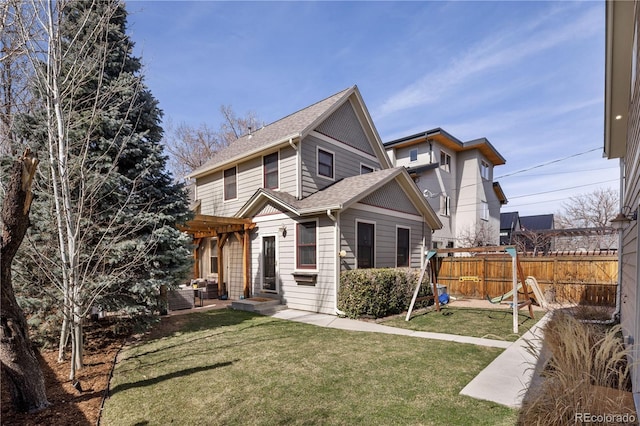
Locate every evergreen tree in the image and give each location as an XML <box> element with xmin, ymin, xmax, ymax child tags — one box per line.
<box><xmin>11</xmin><ymin>0</ymin><xmax>192</xmax><ymax>376</ymax></box>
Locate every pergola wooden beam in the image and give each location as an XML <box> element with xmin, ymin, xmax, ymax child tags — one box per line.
<box><xmin>177</xmin><ymin>215</ymin><xmax>254</xmax><ymax>299</ymax></box>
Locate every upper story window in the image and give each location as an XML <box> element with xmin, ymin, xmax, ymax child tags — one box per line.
<box><xmin>441</xmin><ymin>195</ymin><xmax>451</xmax><ymax>216</ymax></box>
<box><xmin>480</xmin><ymin>160</ymin><xmax>490</xmax><ymax>180</ymax></box>
<box><xmin>481</xmin><ymin>200</ymin><xmax>489</xmax><ymax>221</ymax></box>
<box><xmin>360</xmin><ymin>164</ymin><xmax>374</xmax><ymax>174</ymax></box>
<box><xmin>263</xmin><ymin>152</ymin><xmax>279</xmax><ymax>189</ymax></box>
<box><xmin>296</xmin><ymin>221</ymin><xmax>317</xmax><ymax>269</ymax></box>
<box><xmin>224</xmin><ymin>166</ymin><xmax>237</xmax><ymax>200</ymax></box>
<box><xmin>410</xmin><ymin>148</ymin><xmax>418</xmax><ymax>162</ymax></box>
<box><xmin>440</xmin><ymin>151</ymin><xmax>451</xmax><ymax>172</ymax></box>
<box><xmin>318</xmin><ymin>148</ymin><xmax>334</xmax><ymax>179</ymax></box>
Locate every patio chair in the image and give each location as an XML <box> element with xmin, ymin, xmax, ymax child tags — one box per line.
<box><xmin>200</xmin><ymin>280</ymin><xmax>218</xmax><ymax>299</ymax></box>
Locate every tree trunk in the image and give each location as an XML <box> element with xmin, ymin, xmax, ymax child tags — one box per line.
<box><xmin>0</xmin><ymin>149</ymin><xmax>50</xmax><ymax>412</ymax></box>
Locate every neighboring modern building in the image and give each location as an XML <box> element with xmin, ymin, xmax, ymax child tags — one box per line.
<box><xmin>604</xmin><ymin>0</ymin><xmax>640</xmax><ymax>407</ymax></box>
<box><xmin>185</xmin><ymin>86</ymin><xmax>442</xmax><ymax>315</ymax></box>
<box><xmin>384</xmin><ymin>128</ymin><xmax>507</xmax><ymax>249</ymax></box>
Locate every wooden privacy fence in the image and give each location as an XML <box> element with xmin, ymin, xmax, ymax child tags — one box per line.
<box><xmin>435</xmin><ymin>255</ymin><xmax>618</xmax><ymax>306</ymax></box>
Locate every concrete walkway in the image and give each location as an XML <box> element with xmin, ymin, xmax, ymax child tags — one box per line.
<box><xmin>270</xmin><ymin>308</ymin><xmax>550</xmax><ymax>409</ymax></box>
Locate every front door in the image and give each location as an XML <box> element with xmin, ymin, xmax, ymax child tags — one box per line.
<box><xmin>262</xmin><ymin>236</ymin><xmax>277</xmax><ymax>292</ymax></box>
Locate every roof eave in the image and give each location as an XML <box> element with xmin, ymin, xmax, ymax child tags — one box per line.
<box><xmin>604</xmin><ymin>0</ymin><xmax>634</xmax><ymax>159</ymax></box>
<box><xmin>188</xmin><ymin>134</ymin><xmax>301</xmax><ymax>179</ymax></box>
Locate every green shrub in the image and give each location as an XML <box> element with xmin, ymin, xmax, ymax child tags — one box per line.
<box><xmin>338</xmin><ymin>268</ymin><xmax>431</xmax><ymax>319</ymax></box>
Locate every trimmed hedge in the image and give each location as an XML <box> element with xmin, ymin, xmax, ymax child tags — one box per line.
<box><xmin>337</xmin><ymin>268</ymin><xmax>432</xmax><ymax>319</ymax></box>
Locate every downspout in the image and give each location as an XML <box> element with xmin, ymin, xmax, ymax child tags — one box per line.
<box><xmin>327</xmin><ymin>209</ymin><xmax>345</xmax><ymax>316</ymax></box>
<box><xmin>289</xmin><ymin>137</ymin><xmax>301</xmax><ymax>199</ymax></box>
<box><xmin>583</xmin><ymin>157</ymin><xmax>624</xmax><ymax>325</ymax></box>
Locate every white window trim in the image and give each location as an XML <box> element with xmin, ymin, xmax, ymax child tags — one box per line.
<box><xmin>294</xmin><ymin>218</ymin><xmax>319</xmax><ymax>273</ymax></box>
<box><xmin>262</xmin><ymin>150</ymin><xmax>280</xmax><ymax>190</ymax></box>
<box><xmin>355</xmin><ymin>219</ymin><xmax>376</xmax><ymax>269</ymax></box>
<box><xmin>481</xmin><ymin>200</ymin><xmax>489</xmax><ymax>221</ymax></box>
<box><xmin>260</xmin><ymin>233</ymin><xmax>279</xmax><ymax>293</ymax></box>
<box><xmin>209</xmin><ymin>238</ymin><xmax>219</xmax><ymax>277</ymax></box>
<box><xmin>409</xmin><ymin>148</ymin><xmax>418</xmax><ymax>162</ymax></box>
<box><xmin>440</xmin><ymin>150</ymin><xmax>451</xmax><ymax>173</ymax></box>
<box><xmin>396</xmin><ymin>225</ymin><xmax>411</xmax><ymax>268</ymax></box>
<box><xmin>481</xmin><ymin>160</ymin><xmax>490</xmax><ymax>180</ymax></box>
<box><xmin>316</xmin><ymin>146</ymin><xmax>335</xmax><ymax>181</ymax></box>
<box><xmin>223</xmin><ymin>165</ymin><xmax>238</xmax><ymax>202</ymax></box>
<box><xmin>360</xmin><ymin>162</ymin><xmax>375</xmax><ymax>174</ymax></box>
<box><xmin>440</xmin><ymin>194</ymin><xmax>451</xmax><ymax>217</ymax></box>
<box><xmin>310</xmin><ymin>130</ymin><xmax>379</xmax><ymax>164</ymax></box>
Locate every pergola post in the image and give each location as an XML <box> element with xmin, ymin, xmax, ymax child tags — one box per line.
<box><xmin>243</xmin><ymin>227</ymin><xmax>250</xmax><ymax>299</ymax></box>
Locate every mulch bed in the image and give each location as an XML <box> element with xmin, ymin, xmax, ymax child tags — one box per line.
<box><xmin>1</xmin><ymin>321</ymin><xmax>126</xmax><ymax>426</ymax></box>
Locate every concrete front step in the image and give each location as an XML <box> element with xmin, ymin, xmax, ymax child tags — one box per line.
<box><xmin>231</xmin><ymin>297</ymin><xmax>285</xmax><ymax>315</ymax></box>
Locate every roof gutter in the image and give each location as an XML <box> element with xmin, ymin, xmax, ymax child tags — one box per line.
<box><xmin>188</xmin><ymin>133</ymin><xmax>302</xmax><ymax>179</ymax></box>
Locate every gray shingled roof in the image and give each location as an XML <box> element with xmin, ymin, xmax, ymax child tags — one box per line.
<box><xmin>247</xmin><ymin>168</ymin><xmax>401</xmax><ymax>215</ymax></box>
<box><xmin>189</xmin><ymin>87</ymin><xmax>354</xmax><ymax>178</ymax></box>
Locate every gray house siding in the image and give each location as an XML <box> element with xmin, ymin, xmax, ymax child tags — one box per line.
<box><xmin>251</xmin><ymin>214</ymin><xmax>337</xmax><ymax>315</ymax></box>
<box><xmin>339</xmin><ymin>206</ymin><xmax>425</xmax><ymax>271</ymax></box>
<box><xmin>620</xmin><ymin>14</ymin><xmax>640</xmax><ymax>389</ymax></box>
<box><xmin>300</xmin><ymin>134</ymin><xmax>381</xmax><ymax>198</ymax></box>
<box><xmin>196</xmin><ymin>146</ymin><xmax>297</xmax><ymax>217</ymax></box>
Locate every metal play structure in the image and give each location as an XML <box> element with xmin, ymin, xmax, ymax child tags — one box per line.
<box><xmin>405</xmin><ymin>246</ymin><xmax>537</xmax><ymax>334</ymax></box>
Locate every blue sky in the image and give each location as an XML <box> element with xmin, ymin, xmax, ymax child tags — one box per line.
<box><xmin>127</xmin><ymin>1</ymin><xmax>618</xmax><ymax>217</ymax></box>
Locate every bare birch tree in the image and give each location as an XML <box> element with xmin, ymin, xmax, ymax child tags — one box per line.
<box><xmin>9</xmin><ymin>0</ymin><xmax>191</xmax><ymax>381</ymax></box>
<box><xmin>163</xmin><ymin>105</ymin><xmax>260</xmax><ymax>179</ymax></box>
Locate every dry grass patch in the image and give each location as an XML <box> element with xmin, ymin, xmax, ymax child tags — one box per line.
<box><xmin>519</xmin><ymin>311</ymin><xmax>635</xmax><ymax>425</ymax></box>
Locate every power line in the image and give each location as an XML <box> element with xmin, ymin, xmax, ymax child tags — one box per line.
<box><xmin>495</xmin><ymin>147</ymin><xmax>601</xmax><ymax>179</ymax></box>
<box><xmin>507</xmin><ymin>179</ymin><xmax>619</xmax><ymax>199</ymax></box>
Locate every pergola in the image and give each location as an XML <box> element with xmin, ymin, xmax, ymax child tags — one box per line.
<box><xmin>177</xmin><ymin>214</ymin><xmax>256</xmax><ymax>298</ymax></box>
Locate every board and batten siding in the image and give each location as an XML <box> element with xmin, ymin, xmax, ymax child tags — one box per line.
<box><xmin>251</xmin><ymin>213</ymin><xmax>337</xmax><ymax>315</ymax></box>
<box><xmin>339</xmin><ymin>206</ymin><xmax>425</xmax><ymax>271</ymax></box>
<box><xmin>196</xmin><ymin>145</ymin><xmax>298</xmax><ymax>216</ymax></box>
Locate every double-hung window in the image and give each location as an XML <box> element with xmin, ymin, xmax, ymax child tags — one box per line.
<box><xmin>481</xmin><ymin>201</ymin><xmax>489</xmax><ymax>221</ymax></box>
<box><xmin>224</xmin><ymin>166</ymin><xmax>237</xmax><ymax>200</ymax></box>
<box><xmin>480</xmin><ymin>160</ymin><xmax>490</xmax><ymax>180</ymax></box>
<box><xmin>440</xmin><ymin>151</ymin><xmax>451</xmax><ymax>172</ymax></box>
<box><xmin>263</xmin><ymin>152</ymin><xmax>279</xmax><ymax>189</ymax></box>
<box><xmin>318</xmin><ymin>148</ymin><xmax>334</xmax><ymax>179</ymax></box>
<box><xmin>441</xmin><ymin>195</ymin><xmax>451</xmax><ymax>216</ymax></box>
<box><xmin>297</xmin><ymin>221</ymin><xmax>317</xmax><ymax>269</ymax></box>
<box><xmin>357</xmin><ymin>221</ymin><xmax>375</xmax><ymax>268</ymax></box>
<box><xmin>396</xmin><ymin>227</ymin><xmax>410</xmax><ymax>267</ymax></box>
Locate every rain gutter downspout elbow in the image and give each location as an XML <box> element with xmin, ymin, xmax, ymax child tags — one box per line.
<box><xmin>327</xmin><ymin>209</ymin><xmax>346</xmax><ymax>316</ymax></box>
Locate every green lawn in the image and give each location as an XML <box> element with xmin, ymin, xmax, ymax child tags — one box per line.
<box><xmin>101</xmin><ymin>310</ymin><xmax>517</xmax><ymax>425</ymax></box>
<box><xmin>383</xmin><ymin>306</ymin><xmax>541</xmax><ymax>342</ymax></box>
